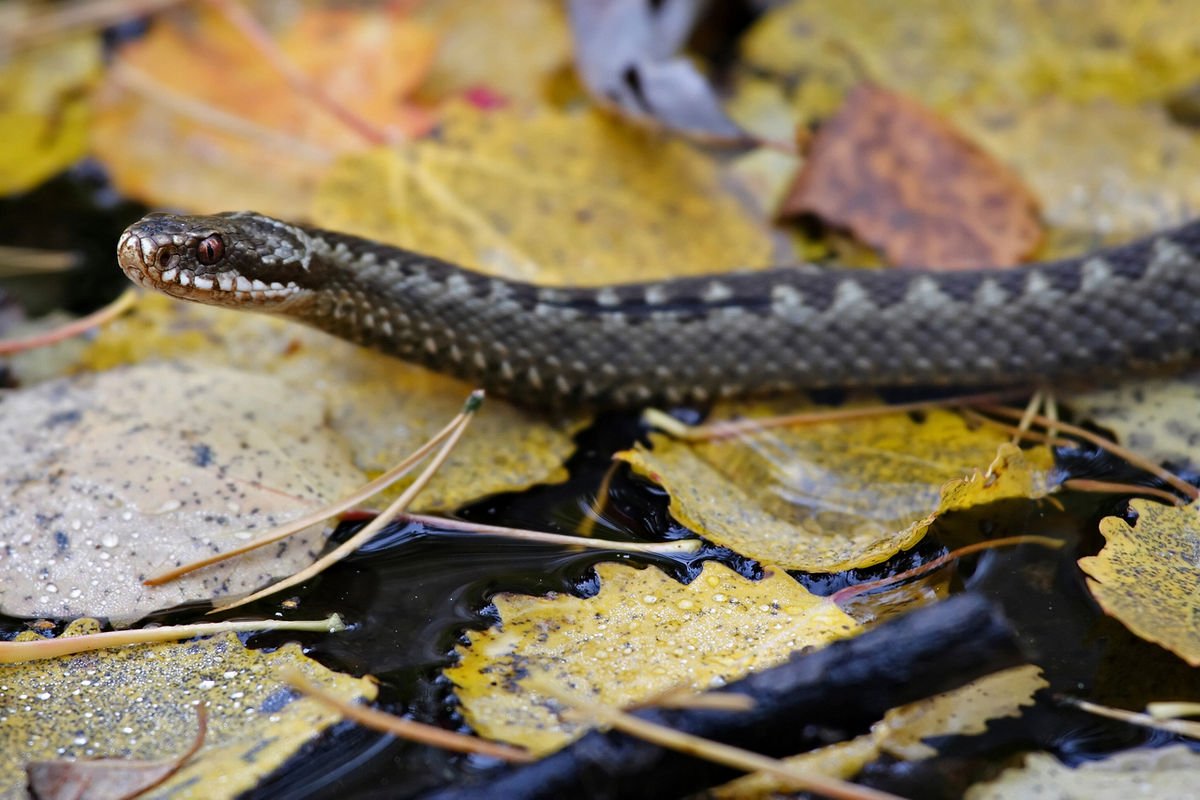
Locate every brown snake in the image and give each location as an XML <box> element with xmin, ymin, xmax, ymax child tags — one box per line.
<box><xmin>117</xmin><ymin>212</ymin><xmax>1200</xmax><ymax>409</ymax></box>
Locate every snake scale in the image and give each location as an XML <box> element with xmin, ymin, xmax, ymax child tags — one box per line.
<box><xmin>117</xmin><ymin>211</ymin><xmax>1200</xmax><ymax>409</ymax></box>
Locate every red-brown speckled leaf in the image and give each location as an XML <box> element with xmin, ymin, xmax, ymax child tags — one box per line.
<box><xmin>27</xmin><ymin>707</ymin><xmax>206</xmax><ymax>800</ymax></box>
<box><xmin>780</xmin><ymin>83</ymin><xmax>1043</xmax><ymax>269</ymax></box>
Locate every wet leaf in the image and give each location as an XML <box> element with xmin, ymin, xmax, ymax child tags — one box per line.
<box><xmin>0</xmin><ymin>4</ymin><xmax>100</xmax><ymax>194</ymax></box>
<box><xmin>70</xmin><ymin>294</ymin><xmax>577</xmax><ymax>513</ymax></box>
<box><xmin>446</xmin><ymin>561</ymin><xmax>859</xmax><ymax>755</ymax></box>
<box><xmin>0</xmin><ymin>620</ymin><xmax>376</xmax><ymax>800</ymax></box>
<box><xmin>313</xmin><ymin>104</ymin><xmax>775</xmax><ymax>284</ymax></box>
<box><xmin>568</xmin><ymin>0</ymin><xmax>747</xmax><ymax>142</ymax></box>
<box><xmin>781</xmin><ymin>84</ymin><xmax>1042</xmax><ymax>269</ymax></box>
<box><xmin>714</xmin><ymin>664</ymin><xmax>1047</xmax><ymax>797</ymax></box>
<box><xmin>965</xmin><ymin>744</ymin><xmax>1200</xmax><ymax>799</ymax></box>
<box><xmin>875</xmin><ymin>664</ymin><xmax>1047</xmax><ymax>760</ymax></box>
<box><xmin>91</xmin><ymin>4</ymin><xmax>438</xmax><ymax>217</ymax></box>
<box><xmin>27</xmin><ymin>707</ymin><xmax>205</xmax><ymax>800</ymax></box>
<box><xmin>1067</xmin><ymin>370</ymin><xmax>1200</xmax><ymax>468</ymax></box>
<box><xmin>0</xmin><ymin>361</ymin><xmax>364</xmax><ymax>621</ymax></box>
<box><xmin>620</xmin><ymin>403</ymin><xmax>1053</xmax><ymax>572</ymax></box>
<box><xmin>1081</xmin><ymin>499</ymin><xmax>1200</xmax><ymax>665</ymax></box>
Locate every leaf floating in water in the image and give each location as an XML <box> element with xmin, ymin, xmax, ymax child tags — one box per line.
<box><xmin>966</xmin><ymin>745</ymin><xmax>1200</xmax><ymax>799</ymax></box>
<box><xmin>1067</xmin><ymin>369</ymin><xmax>1200</xmax><ymax>469</ymax></box>
<box><xmin>0</xmin><ymin>621</ymin><xmax>376</xmax><ymax>800</ymax></box>
<box><xmin>624</xmin><ymin>401</ymin><xmax>1054</xmax><ymax>572</ymax></box>
<box><xmin>447</xmin><ymin>561</ymin><xmax>859</xmax><ymax>755</ymax></box>
<box><xmin>1081</xmin><ymin>499</ymin><xmax>1200</xmax><ymax>665</ymax></box>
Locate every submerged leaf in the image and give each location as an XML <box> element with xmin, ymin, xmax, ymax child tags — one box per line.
<box><xmin>447</xmin><ymin>561</ymin><xmax>859</xmax><ymax>755</ymax></box>
<box><xmin>1</xmin><ymin>622</ymin><xmax>375</xmax><ymax>800</ymax></box>
<box><xmin>1081</xmin><ymin>499</ymin><xmax>1200</xmax><ymax>665</ymax></box>
<box><xmin>621</xmin><ymin>403</ymin><xmax>1053</xmax><ymax>572</ymax></box>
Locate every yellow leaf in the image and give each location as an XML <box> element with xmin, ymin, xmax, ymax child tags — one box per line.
<box><xmin>1067</xmin><ymin>370</ymin><xmax>1200</xmax><ymax>468</ymax></box>
<box><xmin>446</xmin><ymin>561</ymin><xmax>859</xmax><ymax>755</ymax></box>
<box><xmin>1081</xmin><ymin>499</ymin><xmax>1200</xmax><ymax>665</ymax></box>
<box><xmin>0</xmin><ymin>622</ymin><xmax>375</xmax><ymax>800</ymax></box>
<box><xmin>966</xmin><ymin>745</ymin><xmax>1200</xmax><ymax>800</ymax></box>
<box><xmin>620</xmin><ymin>402</ymin><xmax>1053</xmax><ymax>572</ymax></box>
<box><xmin>73</xmin><ymin>293</ymin><xmax>576</xmax><ymax>512</ymax></box>
<box><xmin>0</xmin><ymin>5</ymin><xmax>100</xmax><ymax>194</ymax></box>
<box><xmin>312</xmin><ymin>104</ymin><xmax>776</xmax><ymax>284</ymax></box>
<box><xmin>742</xmin><ymin>0</ymin><xmax>1200</xmax><ymax>116</ymax></box>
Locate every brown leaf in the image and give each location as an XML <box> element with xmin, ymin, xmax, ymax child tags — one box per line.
<box><xmin>781</xmin><ymin>83</ymin><xmax>1042</xmax><ymax>269</ymax></box>
<box><xmin>27</xmin><ymin>706</ymin><xmax>206</xmax><ymax>800</ymax></box>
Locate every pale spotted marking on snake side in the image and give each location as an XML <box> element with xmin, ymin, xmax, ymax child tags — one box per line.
<box><xmin>116</xmin><ymin>211</ymin><xmax>1200</xmax><ymax>409</ymax></box>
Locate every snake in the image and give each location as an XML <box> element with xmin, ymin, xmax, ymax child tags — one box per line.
<box><xmin>116</xmin><ymin>211</ymin><xmax>1200</xmax><ymax>409</ymax></box>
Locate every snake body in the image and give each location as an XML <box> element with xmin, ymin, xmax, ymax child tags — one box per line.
<box><xmin>116</xmin><ymin>212</ymin><xmax>1200</xmax><ymax>409</ymax></box>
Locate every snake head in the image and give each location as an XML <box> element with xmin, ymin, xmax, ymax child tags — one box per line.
<box><xmin>116</xmin><ymin>211</ymin><xmax>322</xmax><ymax>309</ymax></box>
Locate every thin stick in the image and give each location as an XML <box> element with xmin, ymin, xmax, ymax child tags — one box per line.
<box><xmin>145</xmin><ymin>397</ymin><xmax>480</xmax><ymax>585</ymax></box>
<box><xmin>0</xmin><ymin>288</ymin><xmax>137</xmax><ymax>355</ymax></box>
<box><xmin>0</xmin><ymin>245</ymin><xmax>77</xmax><ymax>275</ymax></box>
<box><xmin>577</xmin><ymin>459</ymin><xmax>621</xmax><ymax>538</ymax></box>
<box><xmin>0</xmin><ymin>614</ymin><xmax>344</xmax><ymax>664</ymax></box>
<box><xmin>398</xmin><ymin>512</ymin><xmax>701</xmax><ymax>555</ymax></box>
<box><xmin>281</xmin><ymin>668</ymin><xmax>534</xmax><ymax>763</ymax></box>
<box><xmin>1059</xmin><ymin>696</ymin><xmax>1200</xmax><ymax>740</ymax></box>
<box><xmin>978</xmin><ymin>404</ymin><xmax>1199</xmax><ymax>501</ymax></box>
<box><xmin>645</xmin><ymin>389</ymin><xmax>1032</xmax><ymax>442</ymax></box>
<box><xmin>1060</xmin><ymin>479</ymin><xmax>1184</xmax><ymax>506</ymax></box>
<box><xmin>1010</xmin><ymin>390</ymin><xmax>1044</xmax><ymax>447</ymax></box>
<box><xmin>205</xmin><ymin>0</ymin><xmax>391</xmax><ymax>146</ymax></box>
<box><xmin>549</xmin><ymin>689</ymin><xmax>905</xmax><ymax>800</ymax></box>
<box><xmin>831</xmin><ymin>535</ymin><xmax>1063</xmax><ymax>605</ymax></box>
<box><xmin>959</xmin><ymin>408</ymin><xmax>1077</xmax><ymax>448</ymax></box>
<box><xmin>210</xmin><ymin>393</ymin><xmax>483</xmax><ymax>612</ymax></box>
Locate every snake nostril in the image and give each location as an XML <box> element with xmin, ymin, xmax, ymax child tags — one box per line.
<box><xmin>117</xmin><ymin>231</ymin><xmax>143</xmax><ymax>268</ymax></box>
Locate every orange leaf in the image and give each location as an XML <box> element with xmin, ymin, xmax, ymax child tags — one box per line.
<box><xmin>781</xmin><ymin>83</ymin><xmax>1042</xmax><ymax>269</ymax></box>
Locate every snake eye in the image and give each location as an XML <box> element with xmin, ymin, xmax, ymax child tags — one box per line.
<box><xmin>196</xmin><ymin>235</ymin><xmax>224</xmax><ymax>266</ymax></box>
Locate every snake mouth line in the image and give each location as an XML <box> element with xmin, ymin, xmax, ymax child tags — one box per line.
<box><xmin>117</xmin><ymin>230</ymin><xmax>300</xmax><ymax>304</ymax></box>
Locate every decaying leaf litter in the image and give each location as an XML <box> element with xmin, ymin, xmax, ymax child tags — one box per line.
<box><xmin>4</xmin><ymin>1</ymin><xmax>1200</xmax><ymax>798</ymax></box>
